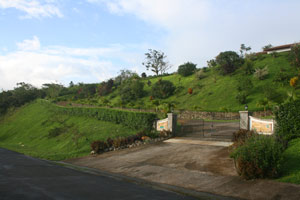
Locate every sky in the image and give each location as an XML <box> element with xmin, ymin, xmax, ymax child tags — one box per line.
<box><xmin>0</xmin><ymin>0</ymin><xmax>300</xmax><ymax>90</ymax></box>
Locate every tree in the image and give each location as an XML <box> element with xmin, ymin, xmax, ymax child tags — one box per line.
<box><xmin>142</xmin><ymin>49</ymin><xmax>170</xmax><ymax>76</ymax></box>
<box><xmin>240</xmin><ymin>44</ymin><xmax>251</xmax><ymax>58</ymax></box>
<box><xmin>289</xmin><ymin>44</ymin><xmax>300</xmax><ymax>69</ymax></box>
<box><xmin>216</xmin><ymin>51</ymin><xmax>243</xmax><ymax>75</ymax></box>
<box><xmin>177</xmin><ymin>62</ymin><xmax>197</xmax><ymax>76</ymax></box>
<box><xmin>119</xmin><ymin>79</ymin><xmax>145</xmax><ymax>103</ymax></box>
<box><xmin>98</xmin><ymin>79</ymin><xmax>114</xmax><ymax>96</ymax></box>
<box><xmin>151</xmin><ymin>79</ymin><xmax>175</xmax><ymax>99</ymax></box>
<box><xmin>242</xmin><ymin>59</ymin><xmax>254</xmax><ymax>75</ymax></box>
<box><xmin>114</xmin><ymin>70</ymin><xmax>138</xmax><ymax>86</ymax></box>
<box><xmin>141</xmin><ymin>72</ymin><xmax>147</xmax><ymax>78</ymax></box>
<box><xmin>42</xmin><ymin>83</ymin><xmax>63</xmax><ymax>98</ymax></box>
<box><xmin>262</xmin><ymin>44</ymin><xmax>273</xmax><ymax>51</ymax></box>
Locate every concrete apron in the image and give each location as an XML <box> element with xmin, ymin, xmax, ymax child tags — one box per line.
<box><xmin>164</xmin><ymin>138</ymin><xmax>233</xmax><ymax>147</ymax></box>
<box><xmin>66</xmin><ymin>141</ymin><xmax>300</xmax><ymax>200</ymax></box>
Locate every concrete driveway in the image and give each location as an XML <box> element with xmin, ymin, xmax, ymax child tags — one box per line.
<box><xmin>66</xmin><ymin>138</ymin><xmax>300</xmax><ymax>200</ymax></box>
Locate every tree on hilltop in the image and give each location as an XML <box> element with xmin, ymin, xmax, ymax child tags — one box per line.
<box><xmin>142</xmin><ymin>49</ymin><xmax>170</xmax><ymax>76</ymax></box>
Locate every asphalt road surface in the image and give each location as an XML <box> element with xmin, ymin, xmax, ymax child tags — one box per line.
<box><xmin>0</xmin><ymin>148</ymin><xmax>202</xmax><ymax>200</ymax></box>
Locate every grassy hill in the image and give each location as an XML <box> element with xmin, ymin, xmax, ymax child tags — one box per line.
<box><xmin>75</xmin><ymin>52</ymin><xmax>298</xmax><ymax>112</ymax></box>
<box><xmin>0</xmin><ymin>100</ymin><xmax>138</xmax><ymax>160</ymax></box>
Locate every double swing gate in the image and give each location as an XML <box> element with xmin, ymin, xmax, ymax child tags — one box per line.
<box><xmin>178</xmin><ymin>119</ymin><xmax>239</xmax><ymax>141</ymax></box>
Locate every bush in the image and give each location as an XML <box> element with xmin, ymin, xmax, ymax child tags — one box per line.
<box><xmin>151</xmin><ymin>80</ymin><xmax>175</xmax><ymax>99</ymax></box>
<box><xmin>177</xmin><ymin>62</ymin><xmax>197</xmax><ymax>76</ymax></box>
<box><xmin>119</xmin><ymin>79</ymin><xmax>145</xmax><ymax>103</ymax></box>
<box><xmin>274</xmin><ymin>100</ymin><xmax>300</xmax><ymax>146</ymax></box>
<box><xmin>236</xmin><ymin>92</ymin><xmax>247</xmax><ymax>104</ymax></box>
<box><xmin>51</xmin><ymin>103</ymin><xmax>157</xmax><ymax>130</ymax></box>
<box><xmin>254</xmin><ymin>66</ymin><xmax>268</xmax><ymax>80</ymax></box>
<box><xmin>232</xmin><ymin>129</ymin><xmax>256</xmax><ymax>146</ymax></box>
<box><xmin>195</xmin><ymin>69</ymin><xmax>206</xmax><ymax>80</ymax></box>
<box><xmin>216</xmin><ymin>51</ymin><xmax>243</xmax><ymax>75</ymax></box>
<box><xmin>230</xmin><ymin>135</ymin><xmax>283</xmax><ymax>179</ymax></box>
<box><xmin>91</xmin><ymin>140</ymin><xmax>108</xmax><ymax>153</ymax></box>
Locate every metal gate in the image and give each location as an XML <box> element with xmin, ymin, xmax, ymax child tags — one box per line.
<box><xmin>178</xmin><ymin>119</ymin><xmax>239</xmax><ymax>141</ymax></box>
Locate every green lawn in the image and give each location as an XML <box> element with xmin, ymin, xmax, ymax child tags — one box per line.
<box><xmin>278</xmin><ymin>138</ymin><xmax>300</xmax><ymax>184</ymax></box>
<box><xmin>0</xmin><ymin>100</ymin><xmax>137</xmax><ymax>160</ymax></box>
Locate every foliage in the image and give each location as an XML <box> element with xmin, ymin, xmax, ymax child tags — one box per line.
<box><xmin>188</xmin><ymin>88</ymin><xmax>193</xmax><ymax>94</ymax></box>
<box><xmin>216</xmin><ymin>51</ymin><xmax>243</xmax><ymax>75</ymax></box>
<box><xmin>195</xmin><ymin>69</ymin><xmax>206</xmax><ymax>80</ymax></box>
<box><xmin>143</xmin><ymin>49</ymin><xmax>170</xmax><ymax>76</ymax></box>
<box><xmin>290</xmin><ymin>77</ymin><xmax>298</xmax><ymax>87</ymax></box>
<box><xmin>236</xmin><ymin>92</ymin><xmax>247</xmax><ymax>104</ymax></box>
<box><xmin>119</xmin><ymin>79</ymin><xmax>145</xmax><ymax>103</ymax></box>
<box><xmin>273</xmin><ymin>70</ymin><xmax>293</xmax><ymax>85</ymax></box>
<box><xmin>151</xmin><ymin>79</ymin><xmax>175</xmax><ymax>99</ymax></box>
<box><xmin>230</xmin><ymin>135</ymin><xmax>283</xmax><ymax>179</ymax></box>
<box><xmin>262</xmin><ymin>85</ymin><xmax>282</xmax><ymax>103</ymax></box>
<box><xmin>289</xmin><ymin>44</ymin><xmax>300</xmax><ymax>69</ymax></box>
<box><xmin>240</xmin><ymin>44</ymin><xmax>251</xmax><ymax>58</ymax></box>
<box><xmin>274</xmin><ymin>100</ymin><xmax>300</xmax><ymax>146</ymax></box>
<box><xmin>254</xmin><ymin>66</ymin><xmax>269</xmax><ymax>80</ymax></box>
<box><xmin>98</xmin><ymin>79</ymin><xmax>114</xmax><ymax>96</ymax></box>
<box><xmin>114</xmin><ymin>70</ymin><xmax>138</xmax><ymax>86</ymax></box>
<box><xmin>262</xmin><ymin>44</ymin><xmax>273</xmax><ymax>51</ymax></box>
<box><xmin>207</xmin><ymin>59</ymin><xmax>217</xmax><ymax>68</ymax></box>
<box><xmin>0</xmin><ymin>82</ymin><xmax>42</xmax><ymax>115</ymax></box>
<box><xmin>278</xmin><ymin>138</ymin><xmax>300</xmax><ymax>184</ymax></box>
<box><xmin>177</xmin><ymin>62</ymin><xmax>197</xmax><ymax>77</ymax></box>
<box><xmin>141</xmin><ymin>72</ymin><xmax>147</xmax><ymax>78</ymax></box>
<box><xmin>242</xmin><ymin>59</ymin><xmax>254</xmax><ymax>75</ymax></box>
<box><xmin>256</xmin><ymin>98</ymin><xmax>271</xmax><ymax>112</ymax></box>
<box><xmin>236</xmin><ymin>77</ymin><xmax>253</xmax><ymax>95</ymax></box>
<box><xmin>52</xmin><ymin>102</ymin><xmax>157</xmax><ymax>130</ymax></box>
<box><xmin>232</xmin><ymin>129</ymin><xmax>256</xmax><ymax>145</ymax></box>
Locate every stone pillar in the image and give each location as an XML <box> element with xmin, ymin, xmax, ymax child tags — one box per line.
<box><xmin>167</xmin><ymin>113</ymin><xmax>177</xmax><ymax>134</ymax></box>
<box><xmin>239</xmin><ymin>111</ymin><xmax>249</xmax><ymax>130</ymax></box>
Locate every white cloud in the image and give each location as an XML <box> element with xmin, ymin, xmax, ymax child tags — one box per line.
<box><xmin>0</xmin><ymin>0</ymin><xmax>63</xmax><ymax>19</ymax></box>
<box><xmin>89</xmin><ymin>0</ymin><xmax>300</xmax><ymax>68</ymax></box>
<box><xmin>0</xmin><ymin>36</ymin><xmax>147</xmax><ymax>90</ymax></box>
<box><xmin>17</xmin><ymin>36</ymin><xmax>41</xmax><ymax>51</ymax></box>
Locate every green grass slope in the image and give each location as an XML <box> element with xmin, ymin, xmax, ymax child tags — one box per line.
<box><xmin>98</xmin><ymin>52</ymin><xmax>297</xmax><ymax>112</ymax></box>
<box><xmin>0</xmin><ymin>100</ymin><xmax>137</xmax><ymax>160</ymax></box>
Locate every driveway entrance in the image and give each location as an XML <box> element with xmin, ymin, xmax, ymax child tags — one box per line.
<box><xmin>178</xmin><ymin>119</ymin><xmax>239</xmax><ymax>141</ymax></box>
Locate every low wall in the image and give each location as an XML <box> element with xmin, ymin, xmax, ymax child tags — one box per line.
<box><xmin>249</xmin><ymin>116</ymin><xmax>275</xmax><ymax>135</ymax></box>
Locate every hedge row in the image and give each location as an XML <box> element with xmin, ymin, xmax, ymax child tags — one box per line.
<box><xmin>52</xmin><ymin>105</ymin><xmax>157</xmax><ymax>130</ymax></box>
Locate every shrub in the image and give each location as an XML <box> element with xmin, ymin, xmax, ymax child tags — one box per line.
<box><xmin>188</xmin><ymin>88</ymin><xmax>193</xmax><ymax>94</ymax></box>
<box><xmin>98</xmin><ymin>79</ymin><xmax>114</xmax><ymax>96</ymax></box>
<box><xmin>254</xmin><ymin>66</ymin><xmax>269</xmax><ymax>80</ymax></box>
<box><xmin>236</xmin><ymin>92</ymin><xmax>247</xmax><ymax>104</ymax></box>
<box><xmin>151</xmin><ymin>80</ymin><xmax>175</xmax><ymax>99</ymax></box>
<box><xmin>119</xmin><ymin>79</ymin><xmax>145</xmax><ymax>103</ymax></box>
<box><xmin>289</xmin><ymin>44</ymin><xmax>300</xmax><ymax>69</ymax></box>
<box><xmin>275</xmin><ymin>100</ymin><xmax>300</xmax><ymax>146</ymax></box>
<box><xmin>51</xmin><ymin>103</ymin><xmax>157</xmax><ymax>130</ymax></box>
<box><xmin>232</xmin><ymin>129</ymin><xmax>256</xmax><ymax>146</ymax></box>
<box><xmin>195</xmin><ymin>69</ymin><xmax>206</xmax><ymax>80</ymax></box>
<box><xmin>242</xmin><ymin>59</ymin><xmax>254</xmax><ymax>75</ymax></box>
<box><xmin>91</xmin><ymin>140</ymin><xmax>107</xmax><ymax>153</ymax></box>
<box><xmin>177</xmin><ymin>62</ymin><xmax>197</xmax><ymax>76</ymax></box>
<box><xmin>230</xmin><ymin>135</ymin><xmax>283</xmax><ymax>179</ymax></box>
<box><xmin>216</xmin><ymin>51</ymin><xmax>243</xmax><ymax>75</ymax></box>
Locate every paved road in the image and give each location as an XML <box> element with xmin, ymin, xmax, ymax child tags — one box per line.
<box><xmin>0</xmin><ymin>148</ymin><xmax>198</xmax><ymax>200</ymax></box>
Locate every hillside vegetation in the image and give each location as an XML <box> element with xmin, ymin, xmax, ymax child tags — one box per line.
<box><xmin>67</xmin><ymin>52</ymin><xmax>298</xmax><ymax>112</ymax></box>
<box><xmin>0</xmin><ymin>100</ymin><xmax>138</xmax><ymax>160</ymax></box>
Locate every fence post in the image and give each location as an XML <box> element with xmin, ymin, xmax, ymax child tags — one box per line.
<box><xmin>168</xmin><ymin>113</ymin><xmax>177</xmax><ymax>134</ymax></box>
<box><xmin>239</xmin><ymin>111</ymin><xmax>249</xmax><ymax>130</ymax></box>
